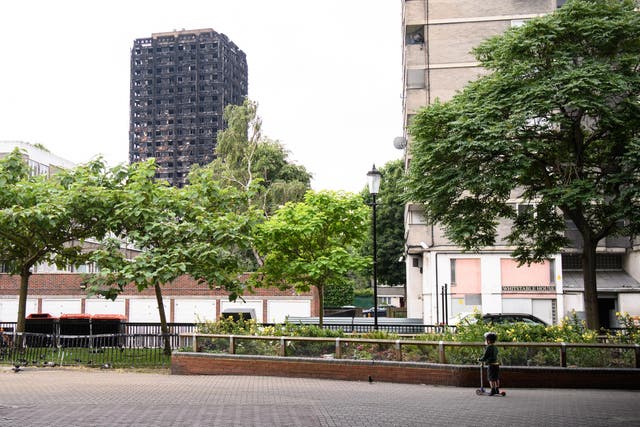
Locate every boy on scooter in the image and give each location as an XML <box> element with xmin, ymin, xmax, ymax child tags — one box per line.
<box><xmin>478</xmin><ymin>331</ymin><xmax>501</xmax><ymax>395</ymax></box>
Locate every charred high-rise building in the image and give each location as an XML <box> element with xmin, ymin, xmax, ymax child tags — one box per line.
<box><xmin>129</xmin><ymin>29</ymin><xmax>247</xmax><ymax>186</ymax></box>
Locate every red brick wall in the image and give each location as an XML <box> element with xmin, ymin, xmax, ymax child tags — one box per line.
<box><xmin>0</xmin><ymin>273</ymin><xmax>314</xmax><ymax>298</ymax></box>
<box><xmin>171</xmin><ymin>353</ymin><xmax>640</xmax><ymax>390</ymax></box>
<box><xmin>0</xmin><ymin>273</ymin><xmax>316</xmax><ymax>320</ymax></box>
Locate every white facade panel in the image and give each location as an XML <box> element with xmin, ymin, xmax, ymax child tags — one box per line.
<box><xmin>563</xmin><ymin>293</ymin><xmax>584</xmax><ymax>318</ymax></box>
<box><xmin>532</xmin><ymin>299</ymin><xmax>554</xmax><ymax>325</ymax></box>
<box><xmin>502</xmin><ymin>298</ymin><xmax>531</xmax><ymax>314</ymax></box>
<box><xmin>267</xmin><ymin>300</ymin><xmax>310</xmax><ymax>323</ymax></box>
<box><xmin>0</xmin><ymin>299</ymin><xmax>38</xmax><ymax>322</ymax></box>
<box><xmin>41</xmin><ymin>299</ymin><xmax>81</xmax><ymax>317</ymax></box>
<box><xmin>619</xmin><ymin>294</ymin><xmax>640</xmax><ymax>317</ymax></box>
<box><xmin>174</xmin><ymin>299</ymin><xmax>217</xmax><ymax>323</ymax></box>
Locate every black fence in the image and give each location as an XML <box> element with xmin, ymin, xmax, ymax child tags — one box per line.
<box><xmin>0</xmin><ymin>332</ymin><xmax>174</xmax><ymax>368</ymax></box>
<box><xmin>0</xmin><ymin>322</ymin><xmax>198</xmax><ymax>368</ymax></box>
<box><xmin>262</xmin><ymin>322</ymin><xmax>457</xmax><ymax>335</ymax></box>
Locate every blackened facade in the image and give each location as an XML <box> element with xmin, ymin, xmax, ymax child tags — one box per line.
<box><xmin>129</xmin><ymin>29</ymin><xmax>248</xmax><ymax>186</ymax></box>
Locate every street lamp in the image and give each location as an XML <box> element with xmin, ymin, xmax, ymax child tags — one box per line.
<box><xmin>367</xmin><ymin>164</ymin><xmax>382</xmax><ymax>330</ymax></box>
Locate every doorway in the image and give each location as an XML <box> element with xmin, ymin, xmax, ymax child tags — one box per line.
<box><xmin>597</xmin><ymin>297</ymin><xmax>617</xmax><ymax>329</ymax></box>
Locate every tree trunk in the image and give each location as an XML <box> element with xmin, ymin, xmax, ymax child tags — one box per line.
<box><xmin>582</xmin><ymin>241</ymin><xmax>600</xmax><ymax>330</ymax></box>
<box><xmin>154</xmin><ymin>283</ymin><xmax>172</xmax><ymax>356</ymax></box>
<box><xmin>317</xmin><ymin>284</ymin><xmax>324</xmax><ymax>328</ymax></box>
<box><xmin>15</xmin><ymin>268</ymin><xmax>31</xmax><ymax>347</ymax></box>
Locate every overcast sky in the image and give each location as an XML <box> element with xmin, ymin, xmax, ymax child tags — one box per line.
<box><xmin>0</xmin><ymin>1</ymin><xmax>403</xmax><ymax>192</ymax></box>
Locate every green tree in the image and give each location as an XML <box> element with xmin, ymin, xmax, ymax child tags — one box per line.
<box><xmin>253</xmin><ymin>191</ymin><xmax>370</xmax><ymax>327</ymax></box>
<box><xmin>323</xmin><ymin>281</ymin><xmax>355</xmax><ymax>308</ymax></box>
<box><xmin>0</xmin><ymin>149</ymin><xmax>118</xmax><ymax>339</ymax></box>
<box><xmin>360</xmin><ymin>160</ymin><xmax>406</xmax><ymax>287</ymax></box>
<box><xmin>406</xmin><ymin>0</ymin><xmax>640</xmax><ymax>329</ymax></box>
<box><xmin>204</xmin><ymin>99</ymin><xmax>312</xmax><ymax>268</ymax></box>
<box><xmin>210</xmin><ymin>98</ymin><xmax>311</xmax><ymax>217</ymax></box>
<box><xmin>86</xmin><ymin>161</ymin><xmax>252</xmax><ymax>354</ymax></box>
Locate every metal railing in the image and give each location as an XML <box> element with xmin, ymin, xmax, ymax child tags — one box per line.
<box><xmin>181</xmin><ymin>333</ymin><xmax>640</xmax><ymax>369</ymax></box>
<box><xmin>0</xmin><ymin>332</ymin><xmax>173</xmax><ymax>368</ymax></box>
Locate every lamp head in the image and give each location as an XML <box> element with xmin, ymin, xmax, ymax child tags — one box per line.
<box><xmin>367</xmin><ymin>164</ymin><xmax>382</xmax><ymax>195</ymax></box>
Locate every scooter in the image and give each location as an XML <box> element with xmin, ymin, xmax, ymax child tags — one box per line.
<box><xmin>475</xmin><ymin>363</ymin><xmax>506</xmax><ymax>396</ymax></box>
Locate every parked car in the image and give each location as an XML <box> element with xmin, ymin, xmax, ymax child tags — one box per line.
<box><xmin>457</xmin><ymin>312</ymin><xmax>548</xmax><ymax>326</ymax></box>
<box><xmin>481</xmin><ymin>313</ymin><xmax>548</xmax><ymax>326</ymax></box>
<box><xmin>362</xmin><ymin>306</ymin><xmax>388</xmax><ymax>317</ymax></box>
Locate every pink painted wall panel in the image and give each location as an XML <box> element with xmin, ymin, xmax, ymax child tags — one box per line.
<box><xmin>501</xmin><ymin>259</ymin><xmax>550</xmax><ymax>286</ymax></box>
<box><xmin>452</xmin><ymin>259</ymin><xmax>481</xmax><ymax>294</ymax></box>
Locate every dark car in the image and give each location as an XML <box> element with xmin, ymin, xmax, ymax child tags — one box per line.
<box><xmin>481</xmin><ymin>313</ymin><xmax>548</xmax><ymax>326</ymax></box>
<box><xmin>362</xmin><ymin>306</ymin><xmax>388</xmax><ymax>317</ymax></box>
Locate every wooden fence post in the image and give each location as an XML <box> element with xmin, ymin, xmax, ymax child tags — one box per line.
<box><xmin>192</xmin><ymin>333</ymin><xmax>197</xmax><ymax>352</ymax></box>
<box><xmin>335</xmin><ymin>338</ymin><xmax>341</xmax><ymax>359</ymax></box>
<box><xmin>280</xmin><ymin>337</ymin><xmax>286</xmax><ymax>357</ymax></box>
<box><xmin>438</xmin><ymin>341</ymin><xmax>446</xmax><ymax>363</ymax></box>
<box><xmin>229</xmin><ymin>335</ymin><xmax>235</xmax><ymax>354</ymax></box>
<box><xmin>395</xmin><ymin>340</ymin><xmax>402</xmax><ymax>361</ymax></box>
<box><xmin>560</xmin><ymin>342</ymin><xmax>567</xmax><ymax>367</ymax></box>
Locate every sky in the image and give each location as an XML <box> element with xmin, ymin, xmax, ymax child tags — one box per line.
<box><xmin>0</xmin><ymin>1</ymin><xmax>403</xmax><ymax>193</ymax></box>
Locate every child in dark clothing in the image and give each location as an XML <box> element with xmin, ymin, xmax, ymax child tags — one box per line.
<box><xmin>478</xmin><ymin>331</ymin><xmax>500</xmax><ymax>395</ymax></box>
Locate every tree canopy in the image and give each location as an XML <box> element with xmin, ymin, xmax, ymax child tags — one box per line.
<box><xmin>85</xmin><ymin>160</ymin><xmax>253</xmax><ymax>354</ymax></box>
<box><xmin>253</xmin><ymin>191</ymin><xmax>370</xmax><ymax>326</ymax></box>
<box><xmin>406</xmin><ymin>0</ymin><xmax>640</xmax><ymax>328</ymax></box>
<box><xmin>209</xmin><ymin>99</ymin><xmax>312</xmax><ymax>217</ymax></box>
<box><xmin>0</xmin><ymin>149</ymin><xmax>120</xmax><ymax>336</ymax></box>
<box><xmin>360</xmin><ymin>159</ymin><xmax>406</xmax><ymax>287</ymax></box>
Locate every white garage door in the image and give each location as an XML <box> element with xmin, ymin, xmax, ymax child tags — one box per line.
<box><xmin>128</xmin><ymin>299</ymin><xmax>161</xmax><ymax>322</ymax></box>
<box><xmin>85</xmin><ymin>298</ymin><xmax>126</xmax><ymax>316</ymax></box>
<box><xmin>267</xmin><ymin>300</ymin><xmax>311</xmax><ymax>323</ymax></box>
<box><xmin>0</xmin><ymin>299</ymin><xmax>38</xmax><ymax>322</ymax></box>
<box><xmin>41</xmin><ymin>299</ymin><xmax>81</xmax><ymax>317</ymax></box>
<box><xmin>174</xmin><ymin>299</ymin><xmax>216</xmax><ymax>323</ymax></box>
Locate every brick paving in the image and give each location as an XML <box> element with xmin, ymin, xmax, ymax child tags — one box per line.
<box><xmin>0</xmin><ymin>367</ymin><xmax>638</xmax><ymax>426</ymax></box>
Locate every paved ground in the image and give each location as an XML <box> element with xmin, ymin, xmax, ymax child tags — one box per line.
<box><xmin>0</xmin><ymin>367</ymin><xmax>638</xmax><ymax>427</ymax></box>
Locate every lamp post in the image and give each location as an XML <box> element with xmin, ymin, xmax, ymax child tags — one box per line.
<box><xmin>367</xmin><ymin>164</ymin><xmax>382</xmax><ymax>330</ymax></box>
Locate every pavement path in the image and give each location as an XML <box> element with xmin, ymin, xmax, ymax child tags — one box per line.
<box><xmin>0</xmin><ymin>367</ymin><xmax>638</xmax><ymax>426</ymax></box>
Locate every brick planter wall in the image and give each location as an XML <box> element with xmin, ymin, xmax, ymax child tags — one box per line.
<box><xmin>171</xmin><ymin>352</ymin><xmax>640</xmax><ymax>389</ymax></box>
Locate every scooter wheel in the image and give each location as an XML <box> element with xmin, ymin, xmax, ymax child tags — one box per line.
<box><xmin>475</xmin><ymin>389</ymin><xmax>484</xmax><ymax>395</ymax></box>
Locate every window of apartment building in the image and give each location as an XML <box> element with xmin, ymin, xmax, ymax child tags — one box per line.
<box><xmin>408</xmin><ymin>210</ymin><xmax>426</xmax><ymax>225</ymax></box>
<box><xmin>517</xmin><ymin>203</ymin><xmax>535</xmax><ymax>216</ymax></box>
<box><xmin>406</xmin><ymin>25</ymin><xmax>424</xmax><ymax>45</ymax></box>
<box><xmin>450</xmin><ymin>259</ymin><xmax>456</xmax><ymax>285</ymax></box>
<box><xmin>561</xmin><ymin>253</ymin><xmax>623</xmax><ymax>271</ymax></box>
<box><xmin>407</xmin><ymin>69</ymin><xmax>425</xmax><ymax>89</ymax></box>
